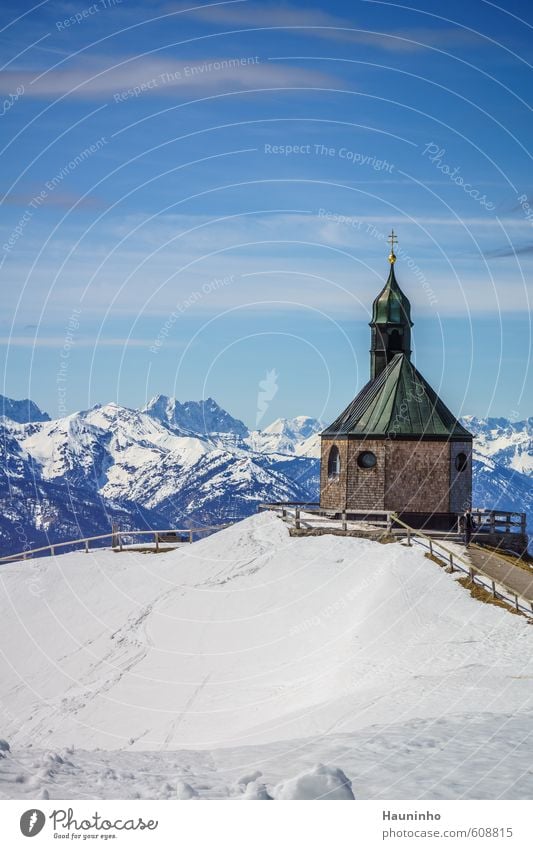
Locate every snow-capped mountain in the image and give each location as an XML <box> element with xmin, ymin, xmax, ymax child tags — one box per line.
<box><xmin>0</xmin><ymin>397</ymin><xmax>319</xmax><ymax>554</ymax></box>
<box><xmin>462</xmin><ymin>416</ymin><xmax>533</xmax><ymax>478</ymax></box>
<box><xmin>143</xmin><ymin>394</ymin><xmax>248</xmax><ymax>447</ymax></box>
<box><xmin>247</xmin><ymin>416</ymin><xmax>323</xmax><ymax>456</ymax></box>
<box><xmin>0</xmin><ymin>395</ymin><xmax>530</xmax><ymax>557</ymax></box>
<box><xmin>472</xmin><ymin>450</ymin><xmax>533</xmax><ymax>518</ymax></box>
<box><xmin>0</xmin><ymin>393</ymin><xmax>50</xmax><ymax>423</ymax></box>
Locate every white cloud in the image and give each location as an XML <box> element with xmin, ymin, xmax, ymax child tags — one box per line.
<box><xmin>0</xmin><ymin>53</ymin><xmax>337</xmax><ymax>99</ymax></box>
<box><xmin>172</xmin><ymin>3</ymin><xmax>486</xmax><ymax>52</ymax></box>
<box><xmin>2</xmin><ymin>211</ymin><xmax>531</xmax><ymax>324</ymax></box>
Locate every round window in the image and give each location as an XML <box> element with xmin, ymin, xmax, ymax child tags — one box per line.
<box><xmin>455</xmin><ymin>452</ymin><xmax>468</xmax><ymax>472</ymax></box>
<box><xmin>357</xmin><ymin>451</ymin><xmax>377</xmax><ymax>469</ymax></box>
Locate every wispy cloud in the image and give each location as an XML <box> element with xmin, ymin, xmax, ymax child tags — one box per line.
<box><xmin>3</xmin><ymin>209</ymin><xmax>532</xmax><ymax>323</ymax></box>
<box><xmin>484</xmin><ymin>243</ymin><xmax>533</xmax><ymax>258</ymax></box>
<box><xmin>172</xmin><ymin>2</ymin><xmax>486</xmax><ymax>52</ymax></box>
<box><xmin>0</xmin><ymin>53</ymin><xmax>337</xmax><ymax>99</ymax></box>
<box><xmin>2</xmin><ymin>191</ymin><xmax>105</xmax><ymax>209</ymax></box>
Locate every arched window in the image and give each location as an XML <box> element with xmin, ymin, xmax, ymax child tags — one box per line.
<box><xmin>357</xmin><ymin>451</ymin><xmax>377</xmax><ymax>469</ymax></box>
<box><xmin>455</xmin><ymin>452</ymin><xmax>468</xmax><ymax>472</ymax></box>
<box><xmin>327</xmin><ymin>445</ymin><xmax>341</xmax><ymax>480</ymax></box>
<box><xmin>389</xmin><ymin>329</ymin><xmax>402</xmax><ymax>352</ymax></box>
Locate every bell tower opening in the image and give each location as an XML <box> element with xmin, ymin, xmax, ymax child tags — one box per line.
<box><xmin>369</xmin><ymin>230</ymin><xmax>413</xmax><ymax>379</ymax></box>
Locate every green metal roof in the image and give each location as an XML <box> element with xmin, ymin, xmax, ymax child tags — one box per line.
<box><xmin>371</xmin><ymin>263</ymin><xmax>413</xmax><ymax>326</ymax></box>
<box><xmin>322</xmin><ymin>353</ymin><xmax>473</xmax><ymax>440</ymax></box>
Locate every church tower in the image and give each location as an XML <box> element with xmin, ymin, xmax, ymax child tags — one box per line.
<box><xmin>369</xmin><ymin>230</ymin><xmax>412</xmax><ymax>378</ymax></box>
<box><xmin>319</xmin><ymin>233</ymin><xmax>473</xmax><ymax>529</ymax></box>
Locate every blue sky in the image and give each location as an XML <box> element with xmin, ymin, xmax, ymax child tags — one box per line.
<box><xmin>0</xmin><ymin>0</ymin><xmax>531</xmax><ymax>427</ymax></box>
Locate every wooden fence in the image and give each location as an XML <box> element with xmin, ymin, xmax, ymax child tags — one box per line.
<box><xmin>0</xmin><ymin>525</ymin><xmax>231</xmax><ymax>564</ymax></box>
<box><xmin>259</xmin><ymin>502</ymin><xmax>531</xmax><ymax>615</ymax></box>
<box><xmin>471</xmin><ymin>510</ymin><xmax>527</xmax><ymax>534</ymax></box>
<box><xmin>259</xmin><ymin>503</ymin><xmax>526</xmax><ymax>538</ymax></box>
<box><xmin>390</xmin><ymin>514</ymin><xmax>532</xmax><ymax>617</ymax></box>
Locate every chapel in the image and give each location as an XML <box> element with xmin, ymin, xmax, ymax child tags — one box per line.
<box><xmin>319</xmin><ymin>232</ymin><xmax>473</xmax><ymax>528</ymax></box>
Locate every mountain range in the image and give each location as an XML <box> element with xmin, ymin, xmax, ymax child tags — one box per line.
<box><xmin>0</xmin><ymin>394</ymin><xmax>531</xmax><ymax>555</ymax></box>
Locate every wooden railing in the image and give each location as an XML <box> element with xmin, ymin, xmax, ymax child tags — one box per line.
<box><xmin>259</xmin><ymin>502</ymin><xmax>394</xmax><ymax>531</ymax></box>
<box><xmin>470</xmin><ymin>510</ymin><xmax>527</xmax><ymax>534</ymax></box>
<box><xmin>259</xmin><ymin>503</ymin><xmax>527</xmax><ymax>538</ymax></box>
<box><xmin>0</xmin><ymin>525</ymin><xmax>231</xmax><ymax>564</ymax></box>
<box><xmin>390</xmin><ymin>514</ymin><xmax>533</xmax><ymax>616</ymax></box>
<box><xmin>259</xmin><ymin>502</ymin><xmax>531</xmax><ymax>614</ymax></box>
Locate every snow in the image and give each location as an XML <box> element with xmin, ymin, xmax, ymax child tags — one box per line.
<box><xmin>463</xmin><ymin>416</ymin><xmax>533</xmax><ymax>478</ymax></box>
<box><xmin>1</xmin><ymin>512</ymin><xmax>532</xmax><ymax>799</ymax></box>
<box><xmin>1</xmin><ymin>402</ymin><xmax>318</xmax><ymax>554</ymax></box>
<box><xmin>3</xmin><ymin>395</ymin><xmax>530</xmax><ymax>560</ymax></box>
<box><xmin>273</xmin><ymin>764</ymin><xmax>355</xmax><ymax>800</ymax></box>
<box><xmin>176</xmin><ymin>780</ymin><xmax>198</xmax><ymax>799</ymax></box>
<box><xmin>247</xmin><ymin>416</ymin><xmax>324</xmax><ymax>456</ymax></box>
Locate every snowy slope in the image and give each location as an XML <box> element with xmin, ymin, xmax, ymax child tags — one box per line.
<box><xmin>0</xmin><ymin>513</ymin><xmax>532</xmax><ymax>799</ymax></box>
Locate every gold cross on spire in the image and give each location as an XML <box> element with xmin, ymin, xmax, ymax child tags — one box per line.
<box><xmin>388</xmin><ymin>229</ymin><xmax>398</xmax><ymax>264</ymax></box>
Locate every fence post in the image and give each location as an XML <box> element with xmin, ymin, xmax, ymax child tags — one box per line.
<box><xmin>429</xmin><ymin>538</ymin><xmax>433</xmax><ymax>556</ymax></box>
<box><xmin>515</xmin><ymin>595</ymin><xmax>519</xmax><ymax>612</ymax></box>
<box><xmin>119</xmin><ymin>535</ymin><xmax>123</xmax><ymax>552</ymax></box>
<box><xmin>295</xmin><ymin>508</ymin><xmax>301</xmax><ymax>530</ymax></box>
<box><xmin>155</xmin><ymin>532</ymin><xmax>159</xmax><ymax>553</ymax></box>
<box><xmin>491</xmin><ymin>580</ymin><xmax>496</xmax><ymax>598</ymax></box>
<box><xmin>449</xmin><ymin>553</ymin><xmax>454</xmax><ymax>572</ymax></box>
<box><xmin>342</xmin><ymin>511</ymin><xmax>347</xmax><ymax>532</ymax></box>
<box><xmin>85</xmin><ymin>540</ymin><xmax>89</xmax><ymax>553</ymax></box>
<box><xmin>50</xmin><ymin>546</ymin><xmax>55</xmax><ymax>556</ymax></box>
<box><xmin>189</xmin><ymin>530</ymin><xmax>193</xmax><ymax>544</ymax></box>
<box><xmin>406</xmin><ymin>528</ymin><xmax>411</xmax><ymax>546</ymax></box>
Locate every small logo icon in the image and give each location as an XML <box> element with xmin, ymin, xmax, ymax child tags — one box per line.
<box><xmin>20</xmin><ymin>809</ymin><xmax>45</xmax><ymax>837</ymax></box>
<box><xmin>256</xmin><ymin>368</ymin><xmax>279</xmax><ymax>426</ymax></box>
